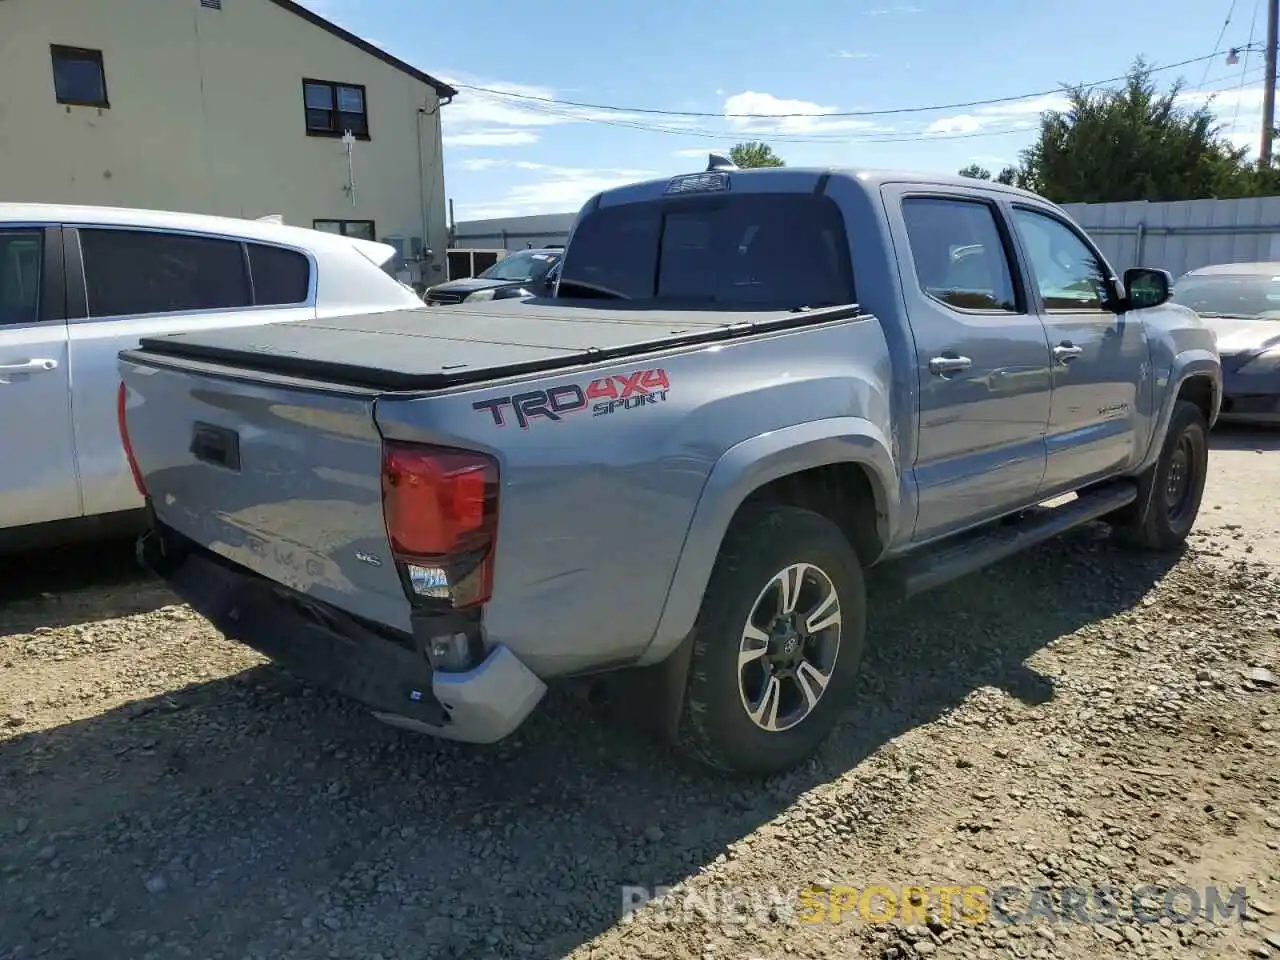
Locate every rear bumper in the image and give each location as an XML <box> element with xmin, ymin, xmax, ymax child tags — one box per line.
<box><xmin>148</xmin><ymin>533</ymin><xmax>546</xmax><ymax>743</ymax></box>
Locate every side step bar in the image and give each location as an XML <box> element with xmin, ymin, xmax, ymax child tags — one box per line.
<box><xmin>880</xmin><ymin>481</ymin><xmax>1138</xmax><ymax>599</ymax></box>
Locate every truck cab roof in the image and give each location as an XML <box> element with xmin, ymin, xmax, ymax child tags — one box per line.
<box><xmin>587</xmin><ymin>165</ymin><xmax>1045</xmax><ymax>211</ymax></box>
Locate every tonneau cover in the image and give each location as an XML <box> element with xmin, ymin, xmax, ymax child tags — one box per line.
<box><xmin>134</xmin><ymin>299</ymin><xmax>863</xmax><ymax>391</ymax></box>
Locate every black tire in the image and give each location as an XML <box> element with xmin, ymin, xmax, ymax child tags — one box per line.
<box><xmin>676</xmin><ymin>503</ymin><xmax>866</xmax><ymax>776</ymax></box>
<box><xmin>1112</xmin><ymin>400</ymin><xmax>1210</xmax><ymax>551</ymax></box>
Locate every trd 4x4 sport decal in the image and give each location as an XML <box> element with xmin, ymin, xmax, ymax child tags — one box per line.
<box><xmin>472</xmin><ymin>368</ymin><xmax>670</xmax><ymax>430</ymax></box>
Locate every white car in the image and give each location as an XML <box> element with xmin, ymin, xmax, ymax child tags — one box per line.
<box><xmin>0</xmin><ymin>203</ymin><xmax>423</xmax><ymax>552</ymax></box>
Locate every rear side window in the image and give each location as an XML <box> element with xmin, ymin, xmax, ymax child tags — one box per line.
<box><xmin>248</xmin><ymin>243</ymin><xmax>310</xmax><ymax>305</ymax></box>
<box><xmin>560</xmin><ymin>194</ymin><xmax>855</xmax><ymax>308</ymax></box>
<box><xmin>0</xmin><ymin>229</ymin><xmax>44</xmax><ymax>326</ymax></box>
<box><xmin>901</xmin><ymin>197</ymin><xmax>1018</xmax><ymax>312</ymax></box>
<box><xmin>80</xmin><ymin>229</ymin><xmax>251</xmax><ymax>318</ymax></box>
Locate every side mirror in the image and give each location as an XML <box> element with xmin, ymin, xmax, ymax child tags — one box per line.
<box><xmin>1124</xmin><ymin>267</ymin><xmax>1172</xmax><ymax>310</ymax></box>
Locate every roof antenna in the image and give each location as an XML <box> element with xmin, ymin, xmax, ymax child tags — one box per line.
<box><xmin>707</xmin><ymin>152</ymin><xmax>737</xmax><ymax>172</ymax></box>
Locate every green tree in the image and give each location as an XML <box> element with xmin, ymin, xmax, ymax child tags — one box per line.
<box><xmin>730</xmin><ymin>141</ymin><xmax>786</xmax><ymax>168</ymax></box>
<box><xmin>1012</xmin><ymin>58</ymin><xmax>1263</xmax><ymax>203</ymax></box>
<box><xmin>958</xmin><ymin>164</ymin><xmax>1018</xmax><ymax>184</ymax></box>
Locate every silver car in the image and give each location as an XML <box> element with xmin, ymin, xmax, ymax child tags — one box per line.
<box><xmin>1170</xmin><ymin>261</ymin><xmax>1280</xmax><ymax>425</ymax></box>
<box><xmin>0</xmin><ymin>203</ymin><xmax>423</xmax><ymax>552</ymax></box>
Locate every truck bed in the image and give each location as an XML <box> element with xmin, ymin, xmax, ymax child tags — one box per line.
<box><xmin>132</xmin><ymin>300</ymin><xmax>864</xmax><ymax>391</ymax></box>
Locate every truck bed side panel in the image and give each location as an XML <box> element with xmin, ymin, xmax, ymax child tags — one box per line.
<box><xmin>373</xmin><ymin>316</ymin><xmax>894</xmax><ymax>677</ymax></box>
<box><xmin>119</xmin><ymin>359</ymin><xmax>411</xmax><ymax>631</ymax></box>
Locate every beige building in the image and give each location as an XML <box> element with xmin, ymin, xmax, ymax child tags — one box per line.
<box><xmin>0</xmin><ymin>0</ymin><xmax>455</xmax><ymax>287</ymax></box>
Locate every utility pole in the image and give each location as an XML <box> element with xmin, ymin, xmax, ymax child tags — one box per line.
<box><xmin>1262</xmin><ymin>0</ymin><xmax>1279</xmax><ymax>169</ymax></box>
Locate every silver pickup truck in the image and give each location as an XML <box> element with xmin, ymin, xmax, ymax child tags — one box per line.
<box><xmin>117</xmin><ymin>161</ymin><xmax>1221</xmax><ymax>776</ymax></box>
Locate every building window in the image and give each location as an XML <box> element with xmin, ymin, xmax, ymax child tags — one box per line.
<box><xmin>314</xmin><ymin>220</ymin><xmax>377</xmax><ymax>242</ymax></box>
<box><xmin>303</xmin><ymin>80</ymin><xmax>369</xmax><ymax>138</ymax></box>
<box><xmin>51</xmin><ymin>45</ymin><xmax>109</xmax><ymax>108</ymax></box>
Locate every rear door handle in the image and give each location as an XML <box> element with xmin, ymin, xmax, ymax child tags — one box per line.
<box><xmin>1053</xmin><ymin>343</ymin><xmax>1083</xmax><ymax>363</ymax></box>
<box><xmin>0</xmin><ymin>358</ymin><xmax>58</xmax><ymax>378</ymax></box>
<box><xmin>928</xmin><ymin>355</ymin><xmax>972</xmax><ymax>375</ymax></box>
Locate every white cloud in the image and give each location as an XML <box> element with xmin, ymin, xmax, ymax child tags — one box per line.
<box><xmin>443</xmin><ymin>130</ymin><xmax>540</xmax><ymax>147</ymax></box>
<box><xmin>869</xmin><ymin>3</ymin><xmax>920</xmax><ymax>13</ymax></box>
<box><xmin>1184</xmin><ymin>85</ymin><xmax>1267</xmax><ymax>157</ymax></box>
<box><xmin>833</xmin><ymin>50</ymin><xmax>875</xmax><ymax>60</ymax></box>
<box><xmin>451</xmin><ymin>161</ymin><xmax>659</xmax><ymax>220</ymax></box>
<box><xmin>722</xmin><ymin>90</ymin><xmax>889</xmax><ymax>135</ymax></box>
<box><xmin>924</xmin><ymin>93</ymin><xmax>1069</xmax><ymax>136</ymax></box>
<box><xmin>438</xmin><ymin>73</ymin><xmax>695</xmax><ymax>150</ymax></box>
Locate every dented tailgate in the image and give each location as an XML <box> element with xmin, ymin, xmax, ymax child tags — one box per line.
<box><xmin>118</xmin><ymin>355</ymin><xmax>412</xmax><ymax>632</ymax></box>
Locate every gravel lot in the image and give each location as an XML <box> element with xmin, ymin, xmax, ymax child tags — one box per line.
<box><xmin>1</xmin><ymin>427</ymin><xmax>1278</xmax><ymax>960</ymax></box>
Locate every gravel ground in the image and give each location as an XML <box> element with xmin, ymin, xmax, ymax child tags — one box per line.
<box><xmin>1</xmin><ymin>429</ymin><xmax>1278</xmax><ymax>960</ymax></box>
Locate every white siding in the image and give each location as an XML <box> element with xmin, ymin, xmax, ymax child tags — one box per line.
<box><xmin>0</xmin><ymin>0</ymin><xmax>450</xmax><ymax>286</ymax></box>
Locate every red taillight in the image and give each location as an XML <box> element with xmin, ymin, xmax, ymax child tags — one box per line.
<box><xmin>381</xmin><ymin>441</ymin><xmax>499</xmax><ymax>608</ymax></box>
<box><xmin>117</xmin><ymin>381</ymin><xmax>147</xmax><ymax>497</ymax></box>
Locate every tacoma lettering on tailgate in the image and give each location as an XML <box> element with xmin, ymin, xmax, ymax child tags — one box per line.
<box><xmin>472</xmin><ymin>368</ymin><xmax>670</xmax><ymax>429</ymax></box>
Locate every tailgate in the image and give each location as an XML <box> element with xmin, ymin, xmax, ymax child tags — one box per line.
<box><xmin>118</xmin><ymin>354</ymin><xmax>412</xmax><ymax>632</ymax></box>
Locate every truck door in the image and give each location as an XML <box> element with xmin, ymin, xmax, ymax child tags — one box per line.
<box><xmin>0</xmin><ymin>225</ymin><xmax>81</xmax><ymax>529</ymax></box>
<box><xmin>890</xmin><ymin>192</ymin><xmax>1054</xmax><ymax>541</ymax></box>
<box><xmin>1006</xmin><ymin>206</ymin><xmax>1149</xmax><ymax>493</ymax></box>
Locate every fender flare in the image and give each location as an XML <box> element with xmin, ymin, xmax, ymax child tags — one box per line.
<box><xmin>635</xmin><ymin>417</ymin><xmax>898</xmax><ymax>666</ymax></box>
<box><xmin>1136</xmin><ymin>350</ymin><xmax>1221</xmax><ymax>474</ymax></box>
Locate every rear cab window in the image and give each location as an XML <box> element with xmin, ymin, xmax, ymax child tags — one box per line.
<box><xmin>558</xmin><ymin>193</ymin><xmax>855</xmax><ymax>308</ymax></box>
<box><xmin>900</xmin><ymin>197</ymin><xmax>1020</xmax><ymax>313</ymax></box>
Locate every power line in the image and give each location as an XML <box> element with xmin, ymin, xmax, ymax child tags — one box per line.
<box><xmin>1202</xmin><ymin>0</ymin><xmax>1240</xmax><ymax>86</ymax></box>
<box><xmin>1233</xmin><ymin>0</ymin><xmax>1263</xmax><ymax>131</ymax></box>
<box><xmin>454</xmin><ymin>50</ymin><xmax>1233</xmax><ymax>121</ymax></box>
<box><xmin>460</xmin><ymin>67</ymin><xmax>1265</xmax><ymax>146</ymax></box>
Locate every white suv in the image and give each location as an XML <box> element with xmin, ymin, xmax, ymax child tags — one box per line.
<box><xmin>0</xmin><ymin>203</ymin><xmax>423</xmax><ymax>551</ymax></box>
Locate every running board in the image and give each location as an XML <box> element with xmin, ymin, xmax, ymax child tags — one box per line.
<box><xmin>880</xmin><ymin>481</ymin><xmax>1138</xmax><ymax>599</ymax></box>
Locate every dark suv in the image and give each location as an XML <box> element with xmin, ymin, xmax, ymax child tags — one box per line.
<box><xmin>424</xmin><ymin>248</ymin><xmax>562</xmax><ymax>306</ymax></box>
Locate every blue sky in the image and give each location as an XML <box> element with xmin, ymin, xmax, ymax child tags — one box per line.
<box><xmin>301</xmin><ymin>0</ymin><xmax>1269</xmax><ymax>222</ymax></box>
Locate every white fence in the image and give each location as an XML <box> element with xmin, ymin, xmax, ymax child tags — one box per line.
<box><xmin>1061</xmin><ymin>197</ymin><xmax>1280</xmax><ymax>279</ymax></box>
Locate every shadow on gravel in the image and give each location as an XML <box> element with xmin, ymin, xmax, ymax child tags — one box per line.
<box><xmin>0</xmin><ymin>538</ymin><xmax>171</xmax><ymax>634</ymax></box>
<box><xmin>0</xmin><ymin>527</ymin><xmax>1181</xmax><ymax>960</ymax></box>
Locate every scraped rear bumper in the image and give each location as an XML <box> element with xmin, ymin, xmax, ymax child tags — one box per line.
<box><xmin>142</xmin><ymin>529</ymin><xmax>546</xmax><ymax>743</ymax></box>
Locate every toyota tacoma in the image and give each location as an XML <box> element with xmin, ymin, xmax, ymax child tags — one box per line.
<box><xmin>117</xmin><ymin>159</ymin><xmax>1220</xmax><ymax>775</ymax></box>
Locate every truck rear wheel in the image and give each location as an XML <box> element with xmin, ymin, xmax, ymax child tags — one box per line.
<box><xmin>677</xmin><ymin>503</ymin><xmax>866</xmax><ymax>776</ymax></box>
<box><xmin>1112</xmin><ymin>399</ymin><xmax>1210</xmax><ymax>551</ymax></box>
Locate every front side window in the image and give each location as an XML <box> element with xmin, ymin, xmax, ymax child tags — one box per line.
<box><xmin>559</xmin><ymin>194</ymin><xmax>855</xmax><ymax>308</ymax></box>
<box><xmin>80</xmin><ymin>229</ymin><xmax>251</xmax><ymax>318</ymax></box>
<box><xmin>0</xmin><ymin>230</ymin><xmax>44</xmax><ymax>326</ymax></box>
<box><xmin>1012</xmin><ymin>208</ymin><xmax>1111</xmax><ymax>312</ymax></box>
<box><xmin>901</xmin><ymin>197</ymin><xmax>1018</xmax><ymax>312</ymax></box>
<box><xmin>303</xmin><ymin>80</ymin><xmax>369</xmax><ymax>138</ymax></box>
